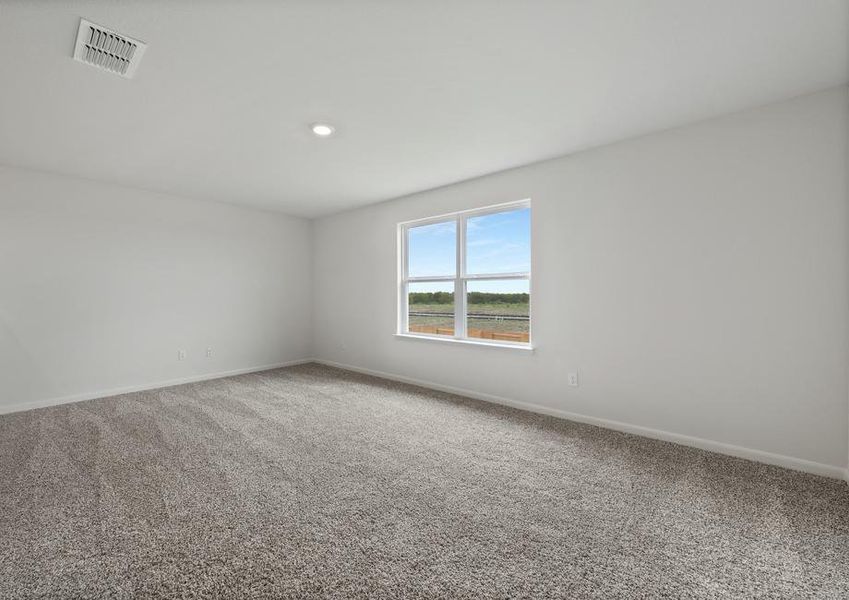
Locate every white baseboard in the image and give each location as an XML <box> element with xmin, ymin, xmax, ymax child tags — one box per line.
<box><xmin>5</xmin><ymin>357</ymin><xmax>847</xmax><ymax>485</ymax></box>
<box><xmin>0</xmin><ymin>358</ymin><xmax>313</xmax><ymax>416</ymax></box>
<box><xmin>314</xmin><ymin>359</ymin><xmax>849</xmax><ymax>482</ymax></box>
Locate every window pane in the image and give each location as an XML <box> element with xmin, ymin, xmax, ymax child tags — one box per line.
<box><xmin>408</xmin><ymin>282</ymin><xmax>454</xmax><ymax>337</ymax></box>
<box><xmin>466</xmin><ymin>207</ymin><xmax>530</xmax><ymax>275</ymax></box>
<box><xmin>408</xmin><ymin>220</ymin><xmax>456</xmax><ymax>278</ymax></box>
<box><xmin>466</xmin><ymin>280</ymin><xmax>529</xmax><ymax>343</ymax></box>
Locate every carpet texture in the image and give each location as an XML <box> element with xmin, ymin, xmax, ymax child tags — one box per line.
<box><xmin>1</xmin><ymin>363</ymin><xmax>848</xmax><ymax>599</ymax></box>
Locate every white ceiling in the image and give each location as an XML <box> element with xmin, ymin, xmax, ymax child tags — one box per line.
<box><xmin>0</xmin><ymin>1</ymin><xmax>846</xmax><ymax>218</ymax></box>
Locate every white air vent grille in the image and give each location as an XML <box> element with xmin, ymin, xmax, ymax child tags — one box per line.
<box><xmin>73</xmin><ymin>19</ymin><xmax>147</xmax><ymax>78</ymax></box>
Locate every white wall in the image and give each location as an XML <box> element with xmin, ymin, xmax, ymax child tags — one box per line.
<box><xmin>0</xmin><ymin>166</ymin><xmax>313</xmax><ymax>412</ymax></box>
<box><xmin>313</xmin><ymin>87</ymin><xmax>849</xmax><ymax>475</ymax></box>
<box><xmin>1</xmin><ymin>89</ymin><xmax>845</xmax><ymax>478</ymax></box>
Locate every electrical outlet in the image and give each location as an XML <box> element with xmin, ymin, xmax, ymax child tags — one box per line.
<box><xmin>177</xmin><ymin>349</ymin><xmax>186</xmax><ymax>361</ymax></box>
<box><xmin>568</xmin><ymin>372</ymin><xmax>579</xmax><ymax>387</ymax></box>
<box><xmin>206</xmin><ymin>348</ymin><xmax>213</xmax><ymax>358</ymax></box>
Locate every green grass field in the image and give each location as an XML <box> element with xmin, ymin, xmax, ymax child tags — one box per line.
<box><xmin>409</xmin><ymin>302</ymin><xmax>529</xmax><ymax>334</ymax></box>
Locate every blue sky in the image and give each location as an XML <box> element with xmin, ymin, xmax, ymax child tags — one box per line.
<box><xmin>408</xmin><ymin>207</ymin><xmax>530</xmax><ymax>293</ymax></box>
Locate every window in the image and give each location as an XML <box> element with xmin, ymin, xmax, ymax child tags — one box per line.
<box><xmin>398</xmin><ymin>201</ymin><xmax>531</xmax><ymax>346</ymax></box>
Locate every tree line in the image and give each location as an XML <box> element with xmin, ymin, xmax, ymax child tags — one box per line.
<box><xmin>409</xmin><ymin>292</ymin><xmax>529</xmax><ymax>305</ymax></box>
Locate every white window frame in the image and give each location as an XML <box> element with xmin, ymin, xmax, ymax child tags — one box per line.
<box><xmin>397</xmin><ymin>199</ymin><xmax>531</xmax><ymax>348</ymax></box>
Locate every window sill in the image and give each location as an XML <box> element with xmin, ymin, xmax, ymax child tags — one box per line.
<box><xmin>394</xmin><ymin>333</ymin><xmax>535</xmax><ymax>352</ymax></box>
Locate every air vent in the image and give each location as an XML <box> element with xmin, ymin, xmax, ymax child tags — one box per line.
<box><xmin>72</xmin><ymin>19</ymin><xmax>147</xmax><ymax>78</ymax></box>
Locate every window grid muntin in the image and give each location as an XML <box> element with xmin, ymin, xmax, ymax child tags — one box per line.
<box><xmin>399</xmin><ymin>200</ymin><xmax>531</xmax><ymax>346</ymax></box>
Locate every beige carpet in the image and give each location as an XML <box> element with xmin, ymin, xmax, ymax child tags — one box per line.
<box><xmin>1</xmin><ymin>363</ymin><xmax>848</xmax><ymax>599</ymax></box>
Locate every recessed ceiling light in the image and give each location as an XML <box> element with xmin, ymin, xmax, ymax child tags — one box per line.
<box><xmin>311</xmin><ymin>123</ymin><xmax>336</xmax><ymax>137</ymax></box>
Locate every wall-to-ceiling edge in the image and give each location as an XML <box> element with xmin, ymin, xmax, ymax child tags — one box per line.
<box><xmin>2</xmin><ymin>87</ymin><xmax>848</xmax><ymax>484</ymax></box>
<box><xmin>312</xmin><ymin>86</ymin><xmax>849</xmax><ymax>481</ymax></box>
